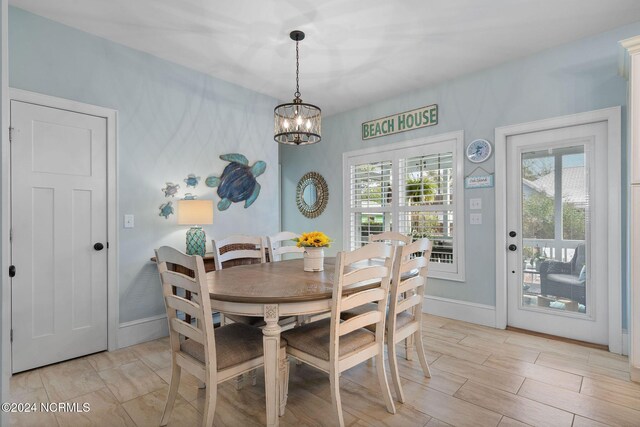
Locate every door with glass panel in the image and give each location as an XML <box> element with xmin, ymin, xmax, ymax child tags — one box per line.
<box><xmin>506</xmin><ymin>122</ymin><xmax>608</xmax><ymax>344</ymax></box>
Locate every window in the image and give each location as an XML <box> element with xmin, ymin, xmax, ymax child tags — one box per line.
<box><xmin>343</xmin><ymin>131</ymin><xmax>465</xmax><ymax>281</ymax></box>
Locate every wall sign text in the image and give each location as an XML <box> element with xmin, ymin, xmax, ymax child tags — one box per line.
<box><xmin>362</xmin><ymin>104</ymin><xmax>438</xmax><ymax>140</ymax></box>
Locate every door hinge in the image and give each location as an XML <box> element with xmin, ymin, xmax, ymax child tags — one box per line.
<box><xmin>106</xmin><ymin>242</ymin><xmax>109</xmax><ymax>249</ymax></box>
<box><xmin>10</xmin><ymin>329</ymin><xmax>13</xmax><ymax>343</ymax></box>
<box><xmin>9</xmin><ymin>127</ymin><xmax>13</xmax><ymax>143</ymax></box>
<box><xmin>9</xmin><ymin>265</ymin><xmax>15</xmax><ymax>278</ymax></box>
<box><xmin>9</xmin><ymin>228</ymin><xmax>12</xmax><ymax>242</ymax></box>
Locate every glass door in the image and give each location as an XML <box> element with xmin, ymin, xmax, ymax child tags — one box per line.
<box><xmin>506</xmin><ymin>122</ymin><xmax>608</xmax><ymax>344</ymax></box>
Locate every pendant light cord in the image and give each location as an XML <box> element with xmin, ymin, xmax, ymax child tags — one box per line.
<box><xmin>295</xmin><ymin>39</ymin><xmax>301</xmax><ymax>99</ymax></box>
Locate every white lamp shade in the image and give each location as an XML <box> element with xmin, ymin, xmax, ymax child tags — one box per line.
<box><xmin>177</xmin><ymin>200</ymin><xmax>214</xmax><ymax>225</ymax></box>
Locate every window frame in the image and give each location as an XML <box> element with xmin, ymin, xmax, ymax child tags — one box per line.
<box><xmin>343</xmin><ymin>130</ymin><xmax>466</xmax><ymax>281</ymax></box>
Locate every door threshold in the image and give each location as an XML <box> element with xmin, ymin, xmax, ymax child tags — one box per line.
<box><xmin>506</xmin><ymin>326</ymin><xmax>608</xmax><ymax>351</ymax></box>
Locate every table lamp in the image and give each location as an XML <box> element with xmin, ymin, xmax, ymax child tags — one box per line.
<box><xmin>177</xmin><ymin>199</ymin><xmax>214</xmax><ymax>256</ymax></box>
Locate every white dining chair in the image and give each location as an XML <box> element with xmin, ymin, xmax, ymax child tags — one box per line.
<box><xmin>355</xmin><ymin>230</ymin><xmax>417</xmax><ymax>360</ymax></box>
<box><xmin>266</xmin><ymin>231</ymin><xmax>305</xmax><ymax>262</ymax></box>
<box><xmin>211</xmin><ymin>234</ymin><xmax>266</xmax><ymax>270</ymax></box>
<box><xmin>154</xmin><ymin>246</ymin><xmax>288</xmax><ymax>427</ymax></box>
<box><xmin>282</xmin><ymin>242</ymin><xmax>397</xmax><ymax>426</ymax></box>
<box><xmin>387</xmin><ymin>238</ymin><xmax>432</xmax><ymax>403</ymax></box>
<box><xmin>212</xmin><ymin>234</ymin><xmax>294</xmax><ymax>388</ymax></box>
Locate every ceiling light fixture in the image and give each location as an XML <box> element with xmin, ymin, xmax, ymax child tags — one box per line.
<box><xmin>274</xmin><ymin>30</ymin><xmax>321</xmax><ymax>145</ymax></box>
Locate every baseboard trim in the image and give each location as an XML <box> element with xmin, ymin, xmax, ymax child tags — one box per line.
<box><xmin>631</xmin><ymin>365</ymin><xmax>640</xmax><ymax>383</ymax></box>
<box><xmin>117</xmin><ymin>314</ymin><xmax>168</xmax><ymax>349</ymax></box>
<box><xmin>622</xmin><ymin>330</ymin><xmax>629</xmax><ymax>356</ymax></box>
<box><xmin>422</xmin><ymin>295</ymin><xmax>496</xmax><ymax>328</ymax></box>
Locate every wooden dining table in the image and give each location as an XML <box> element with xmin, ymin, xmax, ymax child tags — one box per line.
<box><xmin>206</xmin><ymin>257</ymin><xmax>388</xmax><ymax>427</ymax></box>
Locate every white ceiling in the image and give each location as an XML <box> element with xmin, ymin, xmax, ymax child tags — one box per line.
<box><xmin>10</xmin><ymin>0</ymin><xmax>640</xmax><ymax>115</ymax></box>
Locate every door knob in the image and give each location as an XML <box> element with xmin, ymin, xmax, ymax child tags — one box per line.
<box><xmin>508</xmin><ymin>244</ymin><xmax>517</xmax><ymax>251</ymax></box>
<box><xmin>94</xmin><ymin>243</ymin><xmax>104</xmax><ymax>251</ymax></box>
<box><xmin>509</xmin><ymin>231</ymin><xmax>517</xmax><ymax>238</ymax></box>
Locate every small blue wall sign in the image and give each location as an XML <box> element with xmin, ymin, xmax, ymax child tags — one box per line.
<box><xmin>465</xmin><ymin>174</ymin><xmax>494</xmax><ymax>189</ymax></box>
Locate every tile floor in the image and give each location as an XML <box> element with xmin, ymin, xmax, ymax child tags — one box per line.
<box><xmin>7</xmin><ymin>314</ymin><xmax>640</xmax><ymax>426</ymax></box>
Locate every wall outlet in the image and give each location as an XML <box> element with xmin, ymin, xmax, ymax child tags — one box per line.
<box><xmin>124</xmin><ymin>214</ymin><xmax>135</xmax><ymax>228</ymax></box>
<box><xmin>470</xmin><ymin>213</ymin><xmax>482</xmax><ymax>225</ymax></box>
<box><xmin>470</xmin><ymin>198</ymin><xmax>482</xmax><ymax>210</ymax></box>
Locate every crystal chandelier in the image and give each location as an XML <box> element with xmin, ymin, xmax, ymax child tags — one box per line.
<box><xmin>274</xmin><ymin>30</ymin><xmax>321</xmax><ymax>145</ymax></box>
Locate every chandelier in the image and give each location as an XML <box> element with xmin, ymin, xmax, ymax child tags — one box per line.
<box><xmin>274</xmin><ymin>30</ymin><xmax>321</xmax><ymax>145</ymax></box>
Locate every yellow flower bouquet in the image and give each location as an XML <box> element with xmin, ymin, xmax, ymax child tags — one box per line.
<box><xmin>293</xmin><ymin>231</ymin><xmax>332</xmax><ymax>248</ymax></box>
<box><xmin>294</xmin><ymin>232</ymin><xmax>332</xmax><ymax>271</ymax></box>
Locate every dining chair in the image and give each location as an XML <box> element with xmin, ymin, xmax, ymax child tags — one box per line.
<box><xmin>212</xmin><ymin>235</ymin><xmax>294</xmax><ymax>388</ymax></box>
<box><xmin>266</xmin><ymin>231</ymin><xmax>305</xmax><ymax>262</ymax></box>
<box><xmin>369</xmin><ymin>231</ymin><xmax>412</xmax><ymax>245</ymax></box>
<box><xmin>155</xmin><ymin>246</ymin><xmax>288</xmax><ymax>427</ymax></box>
<box><xmin>282</xmin><ymin>243</ymin><xmax>396</xmax><ymax>426</ymax></box>
<box><xmin>212</xmin><ymin>234</ymin><xmax>266</xmax><ymax>326</ymax></box>
<box><xmin>211</xmin><ymin>234</ymin><xmax>266</xmax><ymax>270</ymax></box>
<box><xmin>212</xmin><ymin>234</ymin><xmax>294</xmax><ymax>329</ymax></box>
<box><xmin>387</xmin><ymin>238</ymin><xmax>432</xmax><ymax>403</ymax></box>
<box><xmin>354</xmin><ymin>230</ymin><xmax>417</xmax><ymax>360</ymax></box>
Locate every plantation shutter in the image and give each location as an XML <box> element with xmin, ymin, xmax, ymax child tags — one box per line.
<box><xmin>344</xmin><ymin>134</ymin><xmax>464</xmax><ymax>280</ymax></box>
<box><xmin>348</xmin><ymin>157</ymin><xmax>393</xmax><ymax>249</ymax></box>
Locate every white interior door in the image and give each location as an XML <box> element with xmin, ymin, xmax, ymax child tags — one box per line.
<box><xmin>506</xmin><ymin>121</ymin><xmax>609</xmax><ymax>344</ymax></box>
<box><xmin>11</xmin><ymin>100</ymin><xmax>108</xmax><ymax>373</ymax></box>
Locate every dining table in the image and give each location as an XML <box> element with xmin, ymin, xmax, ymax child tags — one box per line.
<box><xmin>205</xmin><ymin>256</ymin><xmax>390</xmax><ymax>427</ymax></box>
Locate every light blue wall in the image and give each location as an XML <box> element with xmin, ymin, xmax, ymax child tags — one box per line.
<box><xmin>281</xmin><ymin>21</ymin><xmax>640</xmax><ymax>329</ymax></box>
<box><xmin>8</xmin><ymin>7</ymin><xmax>280</xmax><ymax>323</ymax></box>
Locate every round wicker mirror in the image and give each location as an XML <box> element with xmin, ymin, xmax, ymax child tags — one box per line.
<box><xmin>296</xmin><ymin>172</ymin><xmax>328</xmax><ymax>218</ymax></box>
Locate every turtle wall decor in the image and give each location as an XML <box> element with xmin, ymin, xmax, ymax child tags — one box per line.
<box><xmin>159</xmin><ymin>201</ymin><xmax>174</xmax><ymax>219</ymax></box>
<box><xmin>162</xmin><ymin>182</ymin><xmax>180</xmax><ymax>197</ymax></box>
<box><xmin>206</xmin><ymin>153</ymin><xmax>267</xmax><ymax>211</ymax></box>
<box><xmin>184</xmin><ymin>174</ymin><xmax>200</xmax><ymax>188</ymax></box>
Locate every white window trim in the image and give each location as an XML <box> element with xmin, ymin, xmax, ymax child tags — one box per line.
<box><xmin>343</xmin><ymin>130</ymin><xmax>465</xmax><ymax>282</ymax></box>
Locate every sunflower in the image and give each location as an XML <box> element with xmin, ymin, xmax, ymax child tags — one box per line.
<box><xmin>293</xmin><ymin>231</ymin><xmax>332</xmax><ymax>248</ymax></box>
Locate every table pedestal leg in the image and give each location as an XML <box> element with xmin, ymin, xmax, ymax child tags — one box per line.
<box><xmin>263</xmin><ymin>304</ymin><xmax>281</xmax><ymax>427</ymax></box>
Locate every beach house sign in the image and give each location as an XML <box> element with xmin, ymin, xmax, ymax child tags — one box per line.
<box><xmin>362</xmin><ymin>104</ymin><xmax>438</xmax><ymax>140</ymax></box>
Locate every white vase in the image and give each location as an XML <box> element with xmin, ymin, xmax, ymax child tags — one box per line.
<box><xmin>303</xmin><ymin>247</ymin><xmax>325</xmax><ymax>272</ymax></box>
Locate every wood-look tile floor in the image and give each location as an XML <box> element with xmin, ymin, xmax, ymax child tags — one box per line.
<box><xmin>8</xmin><ymin>314</ymin><xmax>640</xmax><ymax>427</ymax></box>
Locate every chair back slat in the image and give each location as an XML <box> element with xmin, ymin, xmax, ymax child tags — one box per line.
<box><xmin>212</xmin><ymin>235</ymin><xmax>266</xmax><ymax>270</ymax></box>
<box><xmin>398</xmin><ymin>275</ymin><xmax>424</xmax><ymax>294</ymax></box>
<box><xmin>400</xmin><ymin>256</ymin><xmax>429</xmax><ymax>275</ymax></box>
<box><xmin>155</xmin><ymin>246</ymin><xmax>217</xmax><ymax>373</ymax></box>
<box><xmin>388</xmin><ymin>238</ymin><xmax>431</xmax><ymax>332</ymax></box>
<box><xmin>342</xmin><ymin>265</ymin><xmax>389</xmax><ymax>287</ymax></box>
<box><xmin>218</xmin><ymin>249</ymin><xmax>263</xmax><ymax>264</ymax></box>
<box><xmin>369</xmin><ymin>231</ymin><xmax>411</xmax><ymax>245</ymax></box>
<box><xmin>171</xmin><ymin>317</ymin><xmax>205</xmax><ymax>343</ymax></box>
<box><xmin>165</xmin><ymin>294</ymin><xmax>202</xmax><ymax>321</ymax></box>
<box><xmin>339</xmin><ymin>311</ymin><xmax>382</xmax><ymax>336</ymax></box>
<box><xmin>267</xmin><ymin>231</ymin><xmax>305</xmax><ymax>262</ymax></box>
<box><xmin>340</xmin><ymin>287</ymin><xmax>386</xmax><ymax>312</ymax></box>
<box><xmin>396</xmin><ymin>293</ymin><xmax>422</xmax><ymax>314</ymax></box>
<box><xmin>343</xmin><ymin>243</ymin><xmax>394</xmax><ymax>265</ymax></box>
<box><xmin>161</xmin><ymin>271</ymin><xmax>201</xmax><ymax>295</ymax></box>
<box><xmin>157</xmin><ymin>246</ymin><xmax>199</xmax><ymax>270</ymax></box>
<box><xmin>330</xmin><ymin>242</ymin><xmax>395</xmax><ymax>362</ymax></box>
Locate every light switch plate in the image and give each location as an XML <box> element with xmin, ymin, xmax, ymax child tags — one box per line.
<box><xmin>124</xmin><ymin>214</ymin><xmax>135</xmax><ymax>229</ymax></box>
<box><xmin>470</xmin><ymin>213</ymin><xmax>482</xmax><ymax>225</ymax></box>
<box><xmin>470</xmin><ymin>198</ymin><xmax>482</xmax><ymax>210</ymax></box>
